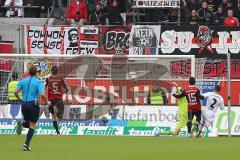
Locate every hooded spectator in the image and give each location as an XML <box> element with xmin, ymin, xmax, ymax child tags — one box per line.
<box><xmin>197</xmin><ymin>1</ymin><xmax>213</xmax><ymax>24</ymax></box>
<box><xmin>4</xmin><ymin>0</ymin><xmax>23</xmax><ymax>17</ymax></box>
<box><xmin>107</xmin><ymin>0</ymin><xmax>123</xmax><ymax>25</ymax></box>
<box><xmin>224</xmin><ymin>9</ymin><xmax>239</xmax><ymax>26</ymax></box>
<box><xmin>89</xmin><ymin>2</ymin><xmax>106</xmax><ymax>25</ymax></box>
<box><xmin>213</xmin><ymin>6</ymin><xmax>225</xmax><ymax>25</ymax></box>
<box><xmin>66</xmin><ymin>0</ymin><xmax>88</xmax><ymax>25</ymax></box>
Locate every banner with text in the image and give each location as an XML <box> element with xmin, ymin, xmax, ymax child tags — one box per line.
<box><xmin>159</xmin><ymin>26</ymin><xmax>240</xmax><ymax>55</ymax></box>
<box><xmin>101</xmin><ymin>25</ymin><xmax>131</xmax><ymax>55</ymax></box>
<box><xmin>64</xmin><ymin>80</ymin><xmax>239</xmax><ymax>105</ymax></box>
<box><xmin>133</xmin><ymin>0</ymin><xmax>180</xmax><ymax>8</ymax></box>
<box><xmin>129</xmin><ymin>25</ymin><xmax>160</xmax><ymax>55</ymax></box>
<box><xmin>25</xmin><ymin>25</ymin><xmax>99</xmax><ymax>55</ymax></box>
<box><xmin>171</xmin><ymin>59</ymin><xmax>240</xmax><ymax>79</ymax></box>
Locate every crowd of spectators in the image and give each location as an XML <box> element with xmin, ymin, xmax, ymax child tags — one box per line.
<box><xmin>0</xmin><ymin>0</ymin><xmax>239</xmax><ymax>26</ymax></box>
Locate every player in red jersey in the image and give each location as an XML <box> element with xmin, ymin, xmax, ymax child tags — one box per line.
<box><xmin>175</xmin><ymin>77</ymin><xmax>204</xmax><ymax>136</ymax></box>
<box><xmin>45</xmin><ymin>66</ymin><xmax>68</xmax><ymax>134</ymax></box>
<box><xmin>185</xmin><ymin>77</ymin><xmax>204</xmax><ymax>137</ymax></box>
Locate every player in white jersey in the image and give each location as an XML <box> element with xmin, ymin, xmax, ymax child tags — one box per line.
<box><xmin>197</xmin><ymin>85</ymin><xmax>225</xmax><ymax>137</ymax></box>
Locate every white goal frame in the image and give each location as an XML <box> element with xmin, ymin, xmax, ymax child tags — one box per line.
<box><xmin>0</xmin><ymin>54</ymin><xmax>196</xmax><ymax>78</ymax></box>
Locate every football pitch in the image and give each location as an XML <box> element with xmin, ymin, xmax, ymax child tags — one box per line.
<box><xmin>0</xmin><ymin>135</ymin><xmax>238</xmax><ymax>160</ymax></box>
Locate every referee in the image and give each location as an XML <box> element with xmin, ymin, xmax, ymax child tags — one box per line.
<box><xmin>14</xmin><ymin>66</ymin><xmax>51</xmax><ymax>151</ymax></box>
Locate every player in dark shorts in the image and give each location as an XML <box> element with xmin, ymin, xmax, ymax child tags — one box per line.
<box><xmin>45</xmin><ymin>66</ymin><xmax>68</xmax><ymax>135</ymax></box>
<box><xmin>185</xmin><ymin>77</ymin><xmax>204</xmax><ymax>137</ymax></box>
<box><xmin>14</xmin><ymin>66</ymin><xmax>51</xmax><ymax>151</ymax></box>
<box><xmin>173</xmin><ymin>77</ymin><xmax>204</xmax><ymax>137</ymax></box>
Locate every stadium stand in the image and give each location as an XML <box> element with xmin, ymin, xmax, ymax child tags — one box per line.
<box><xmin>0</xmin><ymin>0</ymin><xmax>238</xmax><ymax>25</ymax></box>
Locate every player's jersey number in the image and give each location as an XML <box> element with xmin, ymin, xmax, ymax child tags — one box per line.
<box><xmin>209</xmin><ymin>98</ymin><xmax>217</xmax><ymax>110</ymax></box>
<box><xmin>52</xmin><ymin>82</ymin><xmax>59</xmax><ymax>93</ymax></box>
<box><xmin>188</xmin><ymin>93</ymin><xmax>197</xmax><ymax>103</ymax></box>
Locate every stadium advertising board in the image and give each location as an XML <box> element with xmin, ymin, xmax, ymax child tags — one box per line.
<box><xmin>64</xmin><ymin>79</ymin><xmax>172</xmax><ymax>105</ymax></box>
<box><xmin>122</xmin><ymin>106</ymin><xmax>240</xmax><ymax>136</ymax></box>
<box><xmin>129</xmin><ymin>25</ymin><xmax>161</xmax><ymax>55</ymax></box>
<box><xmin>25</xmin><ymin>25</ymin><xmax>99</xmax><ymax>55</ymax></box>
<box><xmin>132</xmin><ymin>0</ymin><xmax>180</xmax><ymax>8</ymax></box>
<box><xmin>63</xmin><ymin>80</ymin><xmax>240</xmax><ymax>106</ymax></box>
<box><xmin>78</xmin><ymin>126</ymin><xmax>123</xmax><ymax>136</ymax></box>
<box><xmin>214</xmin><ymin>108</ymin><xmax>240</xmax><ymax>136</ymax></box>
<box><xmin>159</xmin><ymin>26</ymin><xmax>240</xmax><ymax>55</ymax></box>
<box><xmin>2</xmin><ymin>106</ymin><xmax>239</xmax><ymax>136</ymax></box>
<box><xmin>123</xmin><ymin>127</ymin><xmax>167</xmax><ymax>136</ymax></box>
<box><xmin>122</xmin><ymin>105</ymin><xmax>177</xmax><ymax>126</ymax></box>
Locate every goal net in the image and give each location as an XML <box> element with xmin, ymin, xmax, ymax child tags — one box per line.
<box><xmin>0</xmin><ymin>54</ymin><xmax>205</xmax><ymax>121</ymax></box>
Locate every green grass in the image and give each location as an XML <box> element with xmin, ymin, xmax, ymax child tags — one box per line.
<box><xmin>0</xmin><ymin>135</ymin><xmax>239</xmax><ymax>160</ymax></box>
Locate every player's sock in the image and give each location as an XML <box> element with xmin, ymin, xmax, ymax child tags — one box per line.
<box><xmin>22</xmin><ymin>121</ymin><xmax>29</xmax><ymax>128</ymax></box>
<box><xmin>25</xmin><ymin>128</ymin><xmax>34</xmax><ymax>146</ymax></box>
<box><xmin>197</xmin><ymin>130</ymin><xmax>202</xmax><ymax>137</ymax></box>
<box><xmin>187</xmin><ymin>121</ymin><xmax>192</xmax><ymax>134</ymax></box>
<box><xmin>195</xmin><ymin>122</ymin><xmax>199</xmax><ymax>132</ymax></box>
<box><xmin>53</xmin><ymin>120</ymin><xmax>59</xmax><ymax>134</ymax></box>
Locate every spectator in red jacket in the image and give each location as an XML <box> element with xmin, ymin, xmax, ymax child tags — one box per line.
<box><xmin>224</xmin><ymin>9</ymin><xmax>239</xmax><ymax>26</ymax></box>
<box><xmin>66</xmin><ymin>0</ymin><xmax>88</xmax><ymax>25</ymax></box>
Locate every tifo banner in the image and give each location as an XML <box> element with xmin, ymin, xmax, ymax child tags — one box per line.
<box><xmin>101</xmin><ymin>25</ymin><xmax>131</xmax><ymax>55</ymax></box>
<box><xmin>204</xmin><ymin>59</ymin><xmax>240</xmax><ymax>78</ymax></box>
<box><xmin>171</xmin><ymin>59</ymin><xmax>240</xmax><ymax>79</ymax></box>
<box><xmin>25</xmin><ymin>25</ymin><xmax>99</xmax><ymax>55</ymax></box>
<box><xmin>133</xmin><ymin>0</ymin><xmax>180</xmax><ymax>8</ymax></box>
<box><xmin>159</xmin><ymin>26</ymin><xmax>240</xmax><ymax>55</ymax></box>
<box><xmin>24</xmin><ymin>25</ymin><xmax>240</xmax><ymax>55</ymax></box>
<box><xmin>0</xmin><ymin>41</ymin><xmax>14</xmax><ymax>72</ymax></box>
<box><xmin>129</xmin><ymin>25</ymin><xmax>161</xmax><ymax>55</ymax></box>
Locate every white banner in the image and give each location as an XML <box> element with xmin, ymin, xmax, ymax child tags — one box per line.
<box><xmin>25</xmin><ymin>25</ymin><xmax>99</xmax><ymax>55</ymax></box>
<box><xmin>133</xmin><ymin>0</ymin><xmax>180</xmax><ymax>8</ymax></box>
<box><xmin>129</xmin><ymin>25</ymin><xmax>161</xmax><ymax>55</ymax></box>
